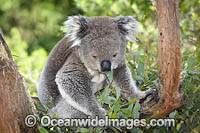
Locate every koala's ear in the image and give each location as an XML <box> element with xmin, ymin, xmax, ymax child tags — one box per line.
<box><xmin>114</xmin><ymin>16</ymin><xmax>140</xmax><ymax>42</ymax></box>
<box><xmin>64</xmin><ymin>15</ymin><xmax>89</xmax><ymax>47</ymax></box>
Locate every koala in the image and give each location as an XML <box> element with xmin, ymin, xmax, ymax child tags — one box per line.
<box><xmin>38</xmin><ymin>15</ymin><xmax>154</xmax><ymax>119</ymax></box>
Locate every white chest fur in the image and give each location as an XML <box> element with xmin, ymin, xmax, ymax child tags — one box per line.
<box><xmin>87</xmin><ymin>68</ymin><xmax>106</xmax><ymax>83</ymax></box>
<box><xmin>87</xmin><ymin>68</ymin><xmax>106</xmax><ymax>94</ymax></box>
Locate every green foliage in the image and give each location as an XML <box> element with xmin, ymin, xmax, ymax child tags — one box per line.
<box><xmin>1</xmin><ymin>0</ymin><xmax>200</xmax><ymax>132</ymax></box>
<box><xmin>6</xmin><ymin>27</ymin><xmax>47</xmax><ymax>96</ymax></box>
<box><xmin>0</xmin><ymin>0</ymin><xmax>82</xmax><ymax>53</ymax></box>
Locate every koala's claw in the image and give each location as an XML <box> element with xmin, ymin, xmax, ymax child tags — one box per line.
<box><xmin>135</xmin><ymin>88</ymin><xmax>157</xmax><ymax>100</ymax></box>
<box><xmin>139</xmin><ymin>88</ymin><xmax>159</xmax><ymax>104</ymax></box>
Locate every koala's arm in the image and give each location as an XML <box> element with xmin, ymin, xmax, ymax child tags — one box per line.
<box><xmin>55</xmin><ymin>63</ymin><xmax>106</xmax><ymax>118</ymax></box>
<box><xmin>113</xmin><ymin>64</ymin><xmax>153</xmax><ymax>101</ymax></box>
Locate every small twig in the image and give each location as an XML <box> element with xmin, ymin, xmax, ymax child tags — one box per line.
<box><xmin>12</xmin><ymin>55</ymin><xmax>19</xmax><ymax>58</ymax></box>
<box><xmin>0</xmin><ymin>28</ymin><xmax>6</xmax><ymax>43</ymax></box>
<box><xmin>0</xmin><ymin>28</ymin><xmax>12</xmax><ymax>59</ymax></box>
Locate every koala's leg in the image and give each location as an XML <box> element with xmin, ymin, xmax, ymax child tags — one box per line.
<box><xmin>48</xmin><ymin>98</ymin><xmax>88</xmax><ymax>119</ymax></box>
<box><xmin>113</xmin><ymin>64</ymin><xmax>155</xmax><ymax>101</ymax></box>
<box><xmin>55</xmin><ymin>64</ymin><xmax>106</xmax><ymax>118</ymax></box>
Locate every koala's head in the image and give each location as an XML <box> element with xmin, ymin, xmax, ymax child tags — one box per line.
<box><xmin>64</xmin><ymin>15</ymin><xmax>139</xmax><ymax>73</ymax></box>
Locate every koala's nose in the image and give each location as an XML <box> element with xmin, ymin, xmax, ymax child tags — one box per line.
<box><xmin>101</xmin><ymin>60</ymin><xmax>111</xmax><ymax>72</ymax></box>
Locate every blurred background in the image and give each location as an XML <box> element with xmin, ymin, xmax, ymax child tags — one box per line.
<box><xmin>0</xmin><ymin>0</ymin><xmax>200</xmax><ymax>131</ymax></box>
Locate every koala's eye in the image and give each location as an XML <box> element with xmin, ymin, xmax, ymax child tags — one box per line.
<box><xmin>113</xmin><ymin>53</ymin><xmax>117</xmax><ymax>58</ymax></box>
<box><xmin>92</xmin><ymin>55</ymin><xmax>97</xmax><ymax>59</ymax></box>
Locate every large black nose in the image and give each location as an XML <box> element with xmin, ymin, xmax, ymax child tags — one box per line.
<box><xmin>101</xmin><ymin>60</ymin><xmax>111</xmax><ymax>72</ymax></box>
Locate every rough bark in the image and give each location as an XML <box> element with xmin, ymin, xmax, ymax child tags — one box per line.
<box><xmin>0</xmin><ymin>29</ymin><xmax>38</xmax><ymax>132</ymax></box>
<box><xmin>140</xmin><ymin>0</ymin><xmax>187</xmax><ymax>118</ymax></box>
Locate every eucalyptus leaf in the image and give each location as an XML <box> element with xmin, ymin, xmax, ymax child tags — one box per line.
<box><xmin>102</xmin><ymin>86</ymin><xmax>111</xmax><ymax>98</ymax></box>
<box><xmin>103</xmin><ymin>96</ymin><xmax>116</xmax><ymax>104</ymax></box>
<box><xmin>121</xmin><ymin>108</ymin><xmax>132</xmax><ymax>117</ymax></box>
<box><xmin>128</xmin><ymin>98</ymin><xmax>137</xmax><ymax>105</ymax></box>
<box><xmin>187</xmin><ymin>56</ymin><xmax>195</xmax><ymax>71</ymax></box>
<box><xmin>36</xmin><ymin>104</ymin><xmax>47</xmax><ymax>112</ymax></box>
<box><xmin>38</xmin><ymin>126</ymin><xmax>49</xmax><ymax>133</ymax></box>
<box><xmin>137</xmin><ymin>62</ymin><xmax>144</xmax><ymax>75</ymax></box>
<box><xmin>169</xmin><ymin>110</ymin><xmax>177</xmax><ymax>118</ymax></box>
<box><xmin>106</xmin><ymin>71</ymin><xmax>113</xmax><ymax>82</ymax></box>
<box><xmin>115</xmin><ymin>87</ymin><xmax>121</xmax><ymax>99</ymax></box>
<box><xmin>133</xmin><ymin>100</ymin><xmax>141</xmax><ymax>119</ymax></box>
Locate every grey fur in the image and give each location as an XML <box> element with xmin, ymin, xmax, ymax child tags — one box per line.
<box><xmin>38</xmin><ymin>16</ymin><xmax>154</xmax><ymax>119</ymax></box>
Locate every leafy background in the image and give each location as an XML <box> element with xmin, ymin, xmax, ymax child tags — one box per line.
<box><xmin>0</xmin><ymin>0</ymin><xmax>200</xmax><ymax>132</ymax></box>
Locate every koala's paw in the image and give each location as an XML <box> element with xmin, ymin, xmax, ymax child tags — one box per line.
<box><xmin>139</xmin><ymin>88</ymin><xmax>159</xmax><ymax>104</ymax></box>
<box><xmin>125</xmin><ymin>88</ymin><xmax>157</xmax><ymax>102</ymax></box>
<box><xmin>139</xmin><ymin>88</ymin><xmax>156</xmax><ymax>99</ymax></box>
<box><xmin>145</xmin><ymin>88</ymin><xmax>157</xmax><ymax>96</ymax></box>
<box><xmin>131</xmin><ymin>88</ymin><xmax>157</xmax><ymax>100</ymax></box>
<box><xmin>97</xmin><ymin>107</ymin><xmax>106</xmax><ymax>119</ymax></box>
<box><xmin>99</xmin><ymin>107</ymin><xmax>107</xmax><ymax>116</ymax></box>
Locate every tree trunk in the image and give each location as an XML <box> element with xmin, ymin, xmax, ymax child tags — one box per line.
<box><xmin>0</xmin><ymin>30</ymin><xmax>38</xmax><ymax>132</ymax></box>
<box><xmin>140</xmin><ymin>0</ymin><xmax>187</xmax><ymax>118</ymax></box>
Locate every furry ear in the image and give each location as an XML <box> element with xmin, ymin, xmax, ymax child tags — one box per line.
<box><xmin>114</xmin><ymin>16</ymin><xmax>140</xmax><ymax>42</ymax></box>
<box><xmin>64</xmin><ymin>15</ymin><xmax>89</xmax><ymax>47</ymax></box>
